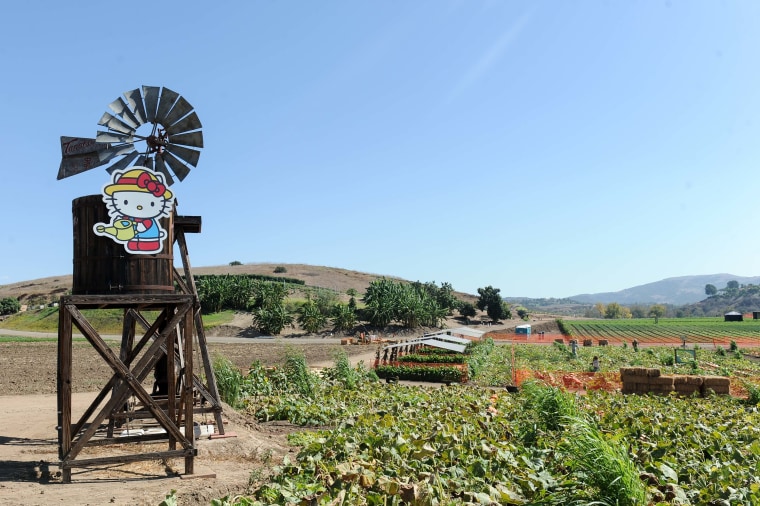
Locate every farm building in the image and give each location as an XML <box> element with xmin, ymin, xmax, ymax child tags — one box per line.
<box><xmin>753</xmin><ymin>311</ymin><xmax>760</xmax><ymax>320</ymax></box>
<box><xmin>515</xmin><ymin>324</ymin><xmax>531</xmax><ymax>335</ymax></box>
<box><xmin>724</xmin><ymin>311</ymin><xmax>743</xmax><ymax>322</ymax></box>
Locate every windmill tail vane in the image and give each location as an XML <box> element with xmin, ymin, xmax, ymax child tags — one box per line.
<box><xmin>57</xmin><ymin>86</ymin><xmax>203</xmax><ymax>186</ymax></box>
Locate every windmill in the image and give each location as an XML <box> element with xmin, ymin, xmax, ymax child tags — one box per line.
<box><xmin>56</xmin><ymin>86</ymin><xmax>224</xmax><ymax>483</ymax></box>
<box><xmin>57</xmin><ymin>86</ymin><xmax>203</xmax><ymax>185</ymax></box>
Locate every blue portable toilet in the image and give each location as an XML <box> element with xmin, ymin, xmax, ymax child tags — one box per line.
<box><xmin>516</xmin><ymin>324</ymin><xmax>531</xmax><ymax>336</ymax></box>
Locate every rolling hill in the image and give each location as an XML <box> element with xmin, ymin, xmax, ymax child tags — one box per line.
<box><xmin>569</xmin><ymin>274</ymin><xmax>760</xmax><ymax>305</ymax></box>
<box><xmin>2</xmin><ymin>265</ymin><xmax>759</xmax><ymax>308</ymax></box>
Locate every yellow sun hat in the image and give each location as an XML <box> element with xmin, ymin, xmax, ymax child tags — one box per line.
<box><xmin>104</xmin><ymin>168</ymin><xmax>173</xmax><ymax>199</ymax></box>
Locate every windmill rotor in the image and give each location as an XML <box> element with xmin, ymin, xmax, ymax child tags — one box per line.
<box><xmin>57</xmin><ymin>86</ymin><xmax>203</xmax><ymax>184</ymax></box>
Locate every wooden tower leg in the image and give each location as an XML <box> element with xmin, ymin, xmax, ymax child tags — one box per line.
<box><xmin>183</xmin><ymin>306</ymin><xmax>195</xmax><ymax>474</ymax></box>
<box><xmin>174</xmin><ymin>218</ymin><xmax>225</xmax><ymax>434</ymax></box>
<box><xmin>57</xmin><ymin>296</ymin><xmax>73</xmax><ymax>484</ymax></box>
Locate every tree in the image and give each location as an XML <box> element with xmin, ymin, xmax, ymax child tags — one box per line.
<box><xmin>630</xmin><ymin>305</ymin><xmax>647</xmax><ymax>319</ymax></box>
<box><xmin>501</xmin><ymin>302</ymin><xmax>512</xmax><ymax>320</ymax></box>
<box><xmin>297</xmin><ymin>297</ymin><xmax>328</xmax><ymax>333</ymax></box>
<box><xmin>604</xmin><ymin>302</ymin><xmax>623</xmax><ymax>319</ymax></box>
<box><xmin>362</xmin><ymin>278</ymin><xmax>450</xmax><ymax>329</ymax></box>
<box><xmin>331</xmin><ymin>303</ymin><xmax>356</xmax><ymax>332</ymax></box>
<box><xmin>458</xmin><ymin>302</ymin><xmax>477</xmax><ymax>324</ymax></box>
<box><xmin>705</xmin><ymin>284</ymin><xmax>718</xmax><ymax>296</ymax></box>
<box><xmin>363</xmin><ymin>278</ymin><xmax>402</xmax><ymax>327</ymax></box>
<box><xmin>649</xmin><ymin>304</ymin><xmax>666</xmax><ymax>324</ymax></box>
<box><xmin>593</xmin><ymin>303</ymin><xmax>606</xmax><ymax>318</ymax></box>
<box><xmin>311</xmin><ymin>289</ymin><xmax>338</xmax><ymax>316</ymax></box>
<box><xmin>727</xmin><ymin>280</ymin><xmax>739</xmax><ymax>291</ymax></box>
<box><xmin>434</xmin><ymin>282</ymin><xmax>458</xmax><ymax>313</ymax></box>
<box><xmin>346</xmin><ymin>288</ymin><xmax>358</xmax><ymax>311</ymax></box>
<box><xmin>252</xmin><ymin>305</ymin><xmax>293</xmax><ymax>335</ymax></box>
<box><xmin>250</xmin><ymin>281</ymin><xmax>292</xmax><ymax>335</ymax></box>
<box><xmin>476</xmin><ymin>285</ymin><xmax>505</xmax><ymax>322</ymax></box>
<box><xmin>516</xmin><ymin>307</ymin><xmax>529</xmax><ymax>320</ymax></box>
<box><xmin>0</xmin><ymin>297</ymin><xmax>20</xmax><ymax>316</ymax></box>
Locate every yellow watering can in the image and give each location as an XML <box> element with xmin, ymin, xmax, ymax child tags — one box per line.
<box><xmin>96</xmin><ymin>219</ymin><xmax>136</xmax><ymax>241</ymax></box>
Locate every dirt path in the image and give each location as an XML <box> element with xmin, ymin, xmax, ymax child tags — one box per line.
<box><xmin>0</xmin><ymin>391</ymin><xmax>296</xmax><ymax>506</ymax></box>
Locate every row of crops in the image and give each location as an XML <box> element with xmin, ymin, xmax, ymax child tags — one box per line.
<box><xmin>207</xmin><ymin>343</ymin><xmax>760</xmax><ymax>505</ymax></box>
<box><xmin>560</xmin><ymin>317</ymin><xmax>760</xmax><ymax>344</ymax></box>
<box><xmin>374</xmin><ymin>339</ymin><xmax>495</xmax><ymax>383</ymax></box>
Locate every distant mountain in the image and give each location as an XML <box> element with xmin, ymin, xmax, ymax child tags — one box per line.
<box><xmin>569</xmin><ymin>274</ymin><xmax>760</xmax><ymax>305</ymax></box>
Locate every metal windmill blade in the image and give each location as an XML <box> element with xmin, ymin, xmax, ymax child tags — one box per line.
<box><xmin>58</xmin><ymin>86</ymin><xmax>203</xmax><ymax>183</ymax></box>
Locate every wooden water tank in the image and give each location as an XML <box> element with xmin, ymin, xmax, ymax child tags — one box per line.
<box><xmin>72</xmin><ymin>195</ymin><xmax>175</xmax><ymax>295</ymax></box>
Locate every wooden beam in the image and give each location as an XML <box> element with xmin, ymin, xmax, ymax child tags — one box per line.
<box><xmin>56</xmin><ymin>298</ymin><xmax>73</xmax><ymax>483</ymax></box>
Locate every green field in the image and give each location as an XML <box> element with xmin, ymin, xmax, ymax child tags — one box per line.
<box><xmin>209</xmin><ymin>344</ymin><xmax>760</xmax><ymax>505</ymax></box>
<box><xmin>561</xmin><ymin>317</ymin><xmax>760</xmax><ymax>345</ymax></box>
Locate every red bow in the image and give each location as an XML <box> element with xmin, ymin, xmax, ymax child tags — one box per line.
<box><xmin>137</xmin><ymin>171</ymin><xmax>167</xmax><ymax>197</ymax></box>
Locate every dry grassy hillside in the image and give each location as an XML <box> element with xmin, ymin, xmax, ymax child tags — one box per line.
<box><xmin>0</xmin><ymin>263</ymin><xmax>477</xmax><ymax>304</ymax></box>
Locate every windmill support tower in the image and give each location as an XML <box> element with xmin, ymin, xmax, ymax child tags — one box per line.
<box><xmin>56</xmin><ymin>87</ymin><xmax>225</xmax><ymax>483</ymax></box>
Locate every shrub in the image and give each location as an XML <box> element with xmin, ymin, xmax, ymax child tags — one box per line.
<box><xmin>744</xmin><ymin>381</ymin><xmax>760</xmax><ymax>405</ymax></box>
<box><xmin>0</xmin><ymin>297</ymin><xmax>20</xmax><ymax>316</ymax></box>
<box><xmin>274</xmin><ymin>266</ymin><xmax>287</xmax><ymax>273</ymax></box>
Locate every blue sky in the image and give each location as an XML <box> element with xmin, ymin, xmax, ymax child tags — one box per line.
<box><xmin>2</xmin><ymin>0</ymin><xmax>760</xmax><ymax>298</ymax></box>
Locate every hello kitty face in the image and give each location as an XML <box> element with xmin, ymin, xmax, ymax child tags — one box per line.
<box><xmin>101</xmin><ymin>167</ymin><xmax>175</xmax><ymax>220</ymax></box>
<box><xmin>106</xmin><ymin>190</ymin><xmax>172</xmax><ymax>219</ymax></box>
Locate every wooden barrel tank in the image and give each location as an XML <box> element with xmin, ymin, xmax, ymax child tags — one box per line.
<box><xmin>72</xmin><ymin>195</ymin><xmax>175</xmax><ymax>295</ymax></box>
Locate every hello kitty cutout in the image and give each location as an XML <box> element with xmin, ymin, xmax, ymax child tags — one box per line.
<box><xmin>93</xmin><ymin>167</ymin><xmax>175</xmax><ymax>254</ymax></box>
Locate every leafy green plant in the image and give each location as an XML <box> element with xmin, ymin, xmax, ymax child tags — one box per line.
<box><xmin>252</xmin><ymin>305</ymin><xmax>293</xmax><ymax>335</ymax></box>
<box><xmin>375</xmin><ymin>364</ymin><xmax>463</xmax><ymax>383</ymax></box>
<box><xmin>322</xmin><ymin>349</ymin><xmax>358</xmax><ymax>389</ymax></box>
<box><xmin>158</xmin><ymin>490</ymin><xmax>178</xmax><ymax>506</ymax></box>
<box><xmin>283</xmin><ymin>349</ymin><xmax>315</xmax><ymax>397</ymax></box>
<box><xmin>564</xmin><ymin>417</ymin><xmax>647</xmax><ymax>505</ymax></box>
<box><xmin>465</xmin><ymin>337</ymin><xmax>494</xmax><ymax>379</ymax></box>
<box><xmin>743</xmin><ymin>381</ymin><xmax>760</xmax><ymax>405</ymax></box>
<box><xmin>397</xmin><ymin>353</ymin><xmax>465</xmax><ymax>364</ymax></box>
<box><xmin>213</xmin><ymin>356</ymin><xmax>245</xmax><ymax>408</ymax></box>
<box><xmin>296</xmin><ymin>296</ymin><xmax>327</xmax><ymax>333</ymax></box>
<box><xmin>520</xmin><ymin>380</ymin><xmax>579</xmax><ymax>431</ymax></box>
<box><xmin>330</xmin><ymin>303</ymin><xmax>356</xmax><ymax>332</ymax></box>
